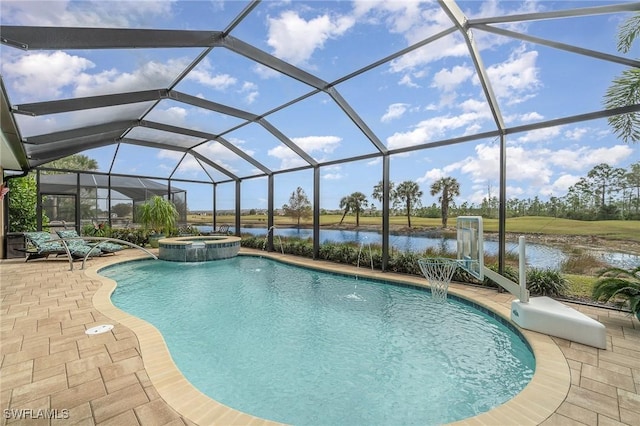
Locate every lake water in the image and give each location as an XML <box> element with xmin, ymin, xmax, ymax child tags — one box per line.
<box><xmin>197</xmin><ymin>226</ymin><xmax>638</xmax><ymax>270</ymax></box>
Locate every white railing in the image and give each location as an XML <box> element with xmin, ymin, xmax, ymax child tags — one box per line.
<box><xmin>52</xmin><ymin>236</ymin><xmax>157</xmax><ymax>271</ymax></box>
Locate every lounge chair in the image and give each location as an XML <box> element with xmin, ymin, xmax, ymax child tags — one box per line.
<box><xmin>56</xmin><ymin>230</ymin><xmax>124</xmax><ymax>255</ymax></box>
<box><xmin>21</xmin><ymin>232</ymin><xmax>67</xmax><ymax>261</ymax></box>
<box><xmin>213</xmin><ymin>224</ymin><xmax>230</xmax><ymax>235</ymax></box>
<box><xmin>22</xmin><ymin>231</ymin><xmax>102</xmax><ymax>261</ymax></box>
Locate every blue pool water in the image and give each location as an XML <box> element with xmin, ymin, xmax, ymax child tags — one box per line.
<box><xmin>104</xmin><ymin>256</ymin><xmax>535</xmax><ymax>425</ymax></box>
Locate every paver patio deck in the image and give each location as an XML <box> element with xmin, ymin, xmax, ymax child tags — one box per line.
<box><xmin>1</xmin><ymin>249</ymin><xmax>638</xmax><ymax>425</ymax></box>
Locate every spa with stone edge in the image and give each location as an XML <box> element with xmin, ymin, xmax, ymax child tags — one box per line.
<box><xmin>158</xmin><ymin>236</ymin><xmax>241</xmax><ymax>262</ymax></box>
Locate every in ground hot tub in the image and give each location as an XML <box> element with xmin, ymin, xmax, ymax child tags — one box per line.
<box><xmin>158</xmin><ymin>236</ymin><xmax>241</xmax><ymax>262</ymax></box>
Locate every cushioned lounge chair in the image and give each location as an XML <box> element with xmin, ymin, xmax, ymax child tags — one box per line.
<box><xmin>22</xmin><ymin>232</ymin><xmax>67</xmax><ymax>261</ymax></box>
<box><xmin>23</xmin><ymin>231</ymin><xmax>102</xmax><ymax>261</ymax></box>
<box><xmin>56</xmin><ymin>230</ymin><xmax>124</xmax><ymax>255</ymax></box>
<box><xmin>213</xmin><ymin>224</ymin><xmax>230</xmax><ymax>235</ymax></box>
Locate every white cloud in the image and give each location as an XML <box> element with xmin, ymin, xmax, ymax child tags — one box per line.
<box><xmin>3</xmin><ymin>51</ymin><xmax>95</xmax><ymax>100</ymax></box>
<box><xmin>145</xmin><ymin>106</ymin><xmax>188</xmax><ymax>125</ymax></box>
<box><xmin>187</xmin><ymin>59</ymin><xmax>237</xmax><ymax>90</ymax></box>
<box><xmin>398</xmin><ymin>74</ymin><xmax>420</xmax><ymax>88</ymax></box>
<box><xmin>386</xmin><ymin>110</ymin><xmax>491</xmax><ymax>150</ymax></box>
<box><xmin>416</xmin><ymin>168</ymin><xmax>445</xmax><ymax>184</ymax></box>
<box><xmin>564</xmin><ymin>127</ymin><xmax>589</xmax><ymax>141</ymax></box>
<box><xmin>253</xmin><ymin>64</ymin><xmax>282</xmax><ymax>79</ymax></box>
<box><xmin>267</xmin><ymin>10</ymin><xmax>355</xmax><ymax>66</ymax></box>
<box><xmin>2</xmin><ymin>50</ymin><xmax>194</xmax><ymax>103</ymax></box>
<box><xmin>322</xmin><ymin>165</ymin><xmax>345</xmax><ymax>180</ymax></box>
<box><xmin>431</xmin><ymin>64</ymin><xmax>474</xmax><ymax>92</ymax></box>
<box><xmin>293</xmin><ymin>135</ymin><xmax>341</xmax><ymax>153</ymax></box>
<box><xmin>504</xmin><ymin>111</ymin><xmax>544</xmax><ymax>124</ymax></box>
<box><xmin>381</xmin><ymin>103</ymin><xmax>409</xmax><ymax>123</ymax></box>
<box><xmin>359</xmin><ymin>2</ymin><xmax>462</xmax><ymax>70</ymax></box>
<box><xmin>575</xmin><ymin>145</ymin><xmax>633</xmax><ymax>168</ymax></box>
<box><xmin>445</xmin><ymin>142</ymin><xmax>635</xmax><ymax>203</ymax></box>
<box><xmin>188</xmin><ymin>139</ymin><xmax>258</xmax><ymax>174</ymax></box>
<box><xmin>239</xmin><ymin>81</ymin><xmax>259</xmax><ymax>104</ymax></box>
<box><xmin>481</xmin><ymin>45</ymin><xmax>541</xmax><ymax>105</ymax></box>
<box><xmin>452</xmin><ymin>143</ymin><xmax>554</xmax><ymax>187</ymax></box>
<box><xmin>267</xmin><ymin>145</ymin><xmax>307</xmax><ymax>169</ymax></box>
<box><xmin>539</xmin><ymin>174</ymin><xmax>581</xmax><ymax>197</ymax></box>
<box><xmin>459</xmin><ymin>98</ymin><xmax>488</xmax><ymax>114</ymax></box>
<box><xmin>514</xmin><ymin>126</ymin><xmax>562</xmax><ymax>144</ymax></box>
<box><xmin>1</xmin><ymin>0</ymin><xmax>175</xmax><ymax>27</ymax></box>
<box><xmin>268</xmin><ymin>135</ymin><xmax>342</xmax><ymax>169</ymax></box>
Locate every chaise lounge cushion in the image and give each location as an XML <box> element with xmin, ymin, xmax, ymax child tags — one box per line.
<box><xmin>54</xmin><ymin>230</ymin><xmax>104</xmax><ymax>258</ymax></box>
<box><xmin>23</xmin><ymin>232</ymin><xmax>66</xmax><ymax>255</ymax></box>
<box><xmin>57</xmin><ymin>230</ymin><xmax>123</xmax><ymax>254</ymax></box>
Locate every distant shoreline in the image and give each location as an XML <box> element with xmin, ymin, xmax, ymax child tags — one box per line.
<box><xmin>207</xmin><ymin>221</ymin><xmax>640</xmax><ymax>257</ymax></box>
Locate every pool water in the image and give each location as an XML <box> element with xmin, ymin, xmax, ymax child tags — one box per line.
<box><xmin>104</xmin><ymin>256</ymin><xmax>535</xmax><ymax>425</ymax></box>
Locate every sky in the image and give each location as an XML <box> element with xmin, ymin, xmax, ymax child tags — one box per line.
<box><xmin>1</xmin><ymin>0</ymin><xmax>638</xmax><ymax>212</ymax></box>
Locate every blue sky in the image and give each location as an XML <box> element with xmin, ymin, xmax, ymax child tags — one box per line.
<box><xmin>1</xmin><ymin>0</ymin><xmax>638</xmax><ymax>212</ymax></box>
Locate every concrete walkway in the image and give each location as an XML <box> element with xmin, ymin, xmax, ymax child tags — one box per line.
<box><xmin>1</xmin><ymin>250</ymin><xmax>638</xmax><ymax>425</ymax></box>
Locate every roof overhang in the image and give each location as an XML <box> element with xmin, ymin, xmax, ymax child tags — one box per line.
<box><xmin>1</xmin><ymin>77</ymin><xmax>29</xmax><ymax>172</ymax></box>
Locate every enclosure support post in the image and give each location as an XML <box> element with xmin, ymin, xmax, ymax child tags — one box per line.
<box><xmin>382</xmin><ymin>155</ymin><xmax>390</xmax><ymax>271</ymax></box>
<box><xmin>75</xmin><ymin>172</ymin><xmax>81</xmax><ymax>234</ymax></box>
<box><xmin>235</xmin><ymin>180</ymin><xmax>241</xmax><ymax>237</ymax></box>
<box><xmin>313</xmin><ymin>166</ymin><xmax>320</xmax><ymax>260</ymax></box>
<box><xmin>36</xmin><ymin>170</ymin><xmax>42</xmax><ymax>231</ymax></box>
<box><xmin>107</xmin><ymin>174</ymin><xmax>112</xmax><ymax>229</ymax></box>
<box><xmin>267</xmin><ymin>174</ymin><xmax>274</xmax><ymax>252</ymax></box>
<box><xmin>212</xmin><ymin>183</ymin><xmax>217</xmax><ymax>231</ymax></box>
<box><xmin>498</xmin><ymin>133</ymin><xmax>507</xmax><ymax>276</ymax></box>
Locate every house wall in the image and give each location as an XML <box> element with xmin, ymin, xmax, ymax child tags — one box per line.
<box><xmin>1</xmin><ymin>166</ymin><xmax>5</xmax><ymax>259</ymax></box>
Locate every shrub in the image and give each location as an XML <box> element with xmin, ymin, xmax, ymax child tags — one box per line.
<box><xmin>482</xmin><ymin>263</ymin><xmax>519</xmax><ymax>288</ymax></box>
<box><xmin>592</xmin><ymin>266</ymin><xmax>640</xmax><ymax>318</ymax></box>
<box><xmin>526</xmin><ymin>268</ymin><xmax>569</xmax><ymax>297</ymax></box>
<box><xmin>241</xmin><ymin>235</ymin><xmax>264</xmax><ymax>250</ymax></box>
<box><xmin>560</xmin><ymin>252</ymin><xmax>609</xmax><ymax>275</ymax></box>
<box><xmin>173</xmin><ymin>225</ymin><xmax>201</xmax><ymax>236</ymax></box>
<box><xmin>388</xmin><ymin>251</ymin><xmax>423</xmax><ymax>275</ymax></box>
<box><xmin>82</xmin><ymin>223</ymin><xmax>111</xmax><ymax>237</ymax></box>
<box><xmin>109</xmin><ymin>228</ymin><xmax>149</xmax><ymax>247</ymax></box>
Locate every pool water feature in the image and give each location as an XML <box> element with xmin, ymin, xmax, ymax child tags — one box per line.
<box><xmin>158</xmin><ymin>236</ymin><xmax>241</xmax><ymax>262</ymax></box>
<box><xmin>104</xmin><ymin>256</ymin><xmax>535</xmax><ymax>425</ymax></box>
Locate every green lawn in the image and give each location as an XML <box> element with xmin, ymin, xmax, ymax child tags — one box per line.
<box><xmin>192</xmin><ymin>214</ymin><xmax>640</xmax><ymax>242</ymax></box>
<box><xmin>564</xmin><ymin>274</ymin><xmax>598</xmax><ymax>299</ymax></box>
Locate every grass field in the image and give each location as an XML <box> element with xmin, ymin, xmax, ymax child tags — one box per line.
<box><xmin>187</xmin><ymin>213</ymin><xmax>637</xmax><ymax>300</ymax></box>
<box><xmin>188</xmin><ymin>214</ymin><xmax>640</xmax><ymax>242</ymax></box>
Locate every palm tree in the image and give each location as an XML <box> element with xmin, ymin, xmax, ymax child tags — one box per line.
<box><xmin>605</xmin><ymin>12</ymin><xmax>640</xmax><ymax>143</ymax></box>
<box><xmin>339</xmin><ymin>192</ymin><xmax>369</xmax><ymax>226</ymax></box>
<box><xmin>349</xmin><ymin>192</ymin><xmax>368</xmax><ymax>227</ymax></box>
<box><xmin>338</xmin><ymin>195</ymin><xmax>352</xmax><ymax>225</ymax></box>
<box><xmin>43</xmin><ymin>154</ymin><xmax>99</xmax><ymax>172</ymax></box>
<box><xmin>430</xmin><ymin>177</ymin><xmax>460</xmax><ymax>228</ymax></box>
<box><xmin>372</xmin><ymin>180</ymin><xmax>395</xmax><ymax>208</ymax></box>
<box><xmin>394</xmin><ymin>181</ymin><xmax>422</xmax><ymax>228</ymax></box>
<box><xmin>592</xmin><ymin>266</ymin><xmax>640</xmax><ymax>320</ymax></box>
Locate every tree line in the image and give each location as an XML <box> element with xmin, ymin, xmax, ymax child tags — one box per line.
<box><xmin>282</xmin><ymin>162</ymin><xmax>640</xmax><ymax>228</ymax></box>
<box><xmin>466</xmin><ymin>162</ymin><xmax>640</xmax><ymax>221</ymax></box>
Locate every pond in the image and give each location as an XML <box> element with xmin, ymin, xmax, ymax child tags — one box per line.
<box><xmin>196</xmin><ymin>226</ymin><xmax>638</xmax><ymax>270</ymax></box>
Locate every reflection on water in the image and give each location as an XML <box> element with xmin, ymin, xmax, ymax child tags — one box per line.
<box><xmin>197</xmin><ymin>226</ymin><xmax>638</xmax><ymax>270</ymax></box>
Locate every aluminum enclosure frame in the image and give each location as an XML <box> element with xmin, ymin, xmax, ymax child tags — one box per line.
<box><xmin>2</xmin><ymin>0</ymin><xmax>639</xmax><ymax>271</ymax></box>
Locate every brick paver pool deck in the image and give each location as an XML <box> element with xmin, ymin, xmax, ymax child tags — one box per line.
<box><xmin>1</xmin><ymin>249</ymin><xmax>638</xmax><ymax>425</ymax></box>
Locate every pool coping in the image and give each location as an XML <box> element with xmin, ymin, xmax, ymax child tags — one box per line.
<box><xmin>157</xmin><ymin>235</ymin><xmax>242</xmax><ymax>246</ymax></box>
<box><xmin>87</xmin><ymin>249</ymin><xmax>571</xmax><ymax>425</ymax></box>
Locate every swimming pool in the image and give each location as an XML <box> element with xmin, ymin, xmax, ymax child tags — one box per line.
<box><xmin>103</xmin><ymin>256</ymin><xmax>535</xmax><ymax>425</ymax></box>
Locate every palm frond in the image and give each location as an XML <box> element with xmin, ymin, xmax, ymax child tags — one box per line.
<box><xmin>617</xmin><ymin>13</ymin><xmax>640</xmax><ymax>53</ymax></box>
